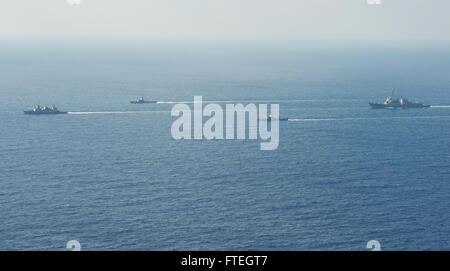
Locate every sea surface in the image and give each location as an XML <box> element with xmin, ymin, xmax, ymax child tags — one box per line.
<box><xmin>0</xmin><ymin>41</ymin><xmax>449</xmax><ymax>250</ymax></box>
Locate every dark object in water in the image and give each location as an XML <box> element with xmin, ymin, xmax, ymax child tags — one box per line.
<box><xmin>369</xmin><ymin>88</ymin><xmax>430</xmax><ymax>109</ymax></box>
<box><xmin>267</xmin><ymin>114</ymin><xmax>288</xmax><ymax>121</ymax></box>
<box><xmin>130</xmin><ymin>97</ymin><xmax>157</xmax><ymax>104</ymax></box>
<box><xmin>24</xmin><ymin>105</ymin><xmax>67</xmax><ymax>115</ymax></box>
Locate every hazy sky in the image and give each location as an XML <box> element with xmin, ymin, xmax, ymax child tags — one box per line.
<box><xmin>1</xmin><ymin>0</ymin><xmax>450</xmax><ymax>41</ymax></box>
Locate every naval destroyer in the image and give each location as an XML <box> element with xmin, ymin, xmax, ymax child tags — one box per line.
<box><xmin>24</xmin><ymin>105</ymin><xmax>67</xmax><ymax>115</ymax></box>
<box><xmin>130</xmin><ymin>97</ymin><xmax>157</xmax><ymax>104</ymax></box>
<box><xmin>369</xmin><ymin>89</ymin><xmax>430</xmax><ymax>109</ymax></box>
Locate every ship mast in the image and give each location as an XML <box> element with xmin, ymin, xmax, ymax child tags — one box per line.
<box><xmin>391</xmin><ymin>88</ymin><xmax>395</xmax><ymax>99</ymax></box>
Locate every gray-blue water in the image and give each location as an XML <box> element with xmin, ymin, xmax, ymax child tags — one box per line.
<box><xmin>1</xmin><ymin>42</ymin><xmax>449</xmax><ymax>250</ymax></box>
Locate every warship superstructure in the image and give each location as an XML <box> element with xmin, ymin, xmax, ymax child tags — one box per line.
<box><xmin>369</xmin><ymin>89</ymin><xmax>430</xmax><ymax>109</ymax></box>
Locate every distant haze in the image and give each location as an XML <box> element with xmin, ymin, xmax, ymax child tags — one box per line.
<box><xmin>1</xmin><ymin>0</ymin><xmax>450</xmax><ymax>42</ymax></box>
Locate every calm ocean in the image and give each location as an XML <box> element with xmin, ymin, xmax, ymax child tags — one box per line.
<box><xmin>0</xmin><ymin>42</ymin><xmax>449</xmax><ymax>250</ymax></box>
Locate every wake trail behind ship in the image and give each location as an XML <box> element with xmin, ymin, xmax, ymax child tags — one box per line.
<box><xmin>68</xmin><ymin>111</ymin><xmax>169</xmax><ymax>115</ymax></box>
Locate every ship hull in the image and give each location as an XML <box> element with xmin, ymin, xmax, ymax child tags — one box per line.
<box><xmin>24</xmin><ymin>111</ymin><xmax>68</xmax><ymax>115</ymax></box>
<box><xmin>130</xmin><ymin>101</ymin><xmax>157</xmax><ymax>104</ymax></box>
<box><xmin>369</xmin><ymin>103</ymin><xmax>387</xmax><ymax>109</ymax></box>
<box><xmin>369</xmin><ymin>103</ymin><xmax>430</xmax><ymax>109</ymax></box>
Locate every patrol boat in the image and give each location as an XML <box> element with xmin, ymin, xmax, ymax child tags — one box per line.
<box><xmin>24</xmin><ymin>105</ymin><xmax>68</xmax><ymax>115</ymax></box>
<box><xmin>130</xmin><ymin>97</ymin><xmax>157</xmax><ymax>104</ymax></box>
<box><xmin>369</xmin><ymin>89</ymin><xmax>430</xmax><ymax>109</ymax></box>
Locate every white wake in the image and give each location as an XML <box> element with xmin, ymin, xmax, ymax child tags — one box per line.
<box><xmin>431</xmin><ymin>105</ymin><xmax>450</xmax><ymax>108</ymax></box>
<box><xmin>288</xmin><ymin>115</ymin><xmax>450</xmax><ymax>122</ymax></box>
<box><xmin>68</xmin><ymin>111</ymin><xmax>168</xmax><ymax>115</ymax></box>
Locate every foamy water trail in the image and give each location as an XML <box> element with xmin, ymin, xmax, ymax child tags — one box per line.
<box><xmin>68</xmin><ymin>110</ymin><xmax>169</xmax><ymax>115</ymax></box>
<box><xmin>288</xmin><ymin>115</ymin><xmax>450</xmax><ymax>122</ymax></box>
<box><xmin>157</xmin><ymin>100</ymin><xmax>236</xmax><ymax>104</ymax></box>
<box><xmin>157</xmin><ymin>101</ymin><xmax>192</xmax><ymax>104</ymax></box>
<box><xmin>288</xmin><ymin>117</ymin><xmax>363</xmax><ymax>122</ymax></box>
<box><xmin>156</xmin><ymin>99</ymin><xmax>367</xmax><ymax>104</ymax></box>
<box><xmin>431</xmin><ymin>105</ymin><xmax>450</xmax><ymax>108</ymax></box>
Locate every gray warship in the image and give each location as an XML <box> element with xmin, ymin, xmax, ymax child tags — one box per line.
<box><xmin>24</xmin><ymin>105</ymin><xmax>67</xmax><ymax>115</ymax></box>
<box><xmin>130</xmin><ymin>97</ymin><xmax>157</xmax><ymax>104</ymax></box>
<box><xmin>369</xmin><ymin>89</ymin><xmax>430</xmax><ymax>109</ymax></box>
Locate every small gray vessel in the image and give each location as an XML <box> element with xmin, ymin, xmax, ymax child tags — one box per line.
<box><xmin>24</xmin><ymin>105</ymin><xmax>67</xmax><ymax>115</ymax></box>
<box><xmin>130</xmin><ymin>97</ymin><xmax>157</xmax><ymax>104</ymax></box>
<box><xmin>369</xmin><ymin>89</ymin><xmax>430</xmax><ymax>109</ymax></box>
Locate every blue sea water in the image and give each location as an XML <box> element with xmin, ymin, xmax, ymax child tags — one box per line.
<box><xmin>0</xmin><ymin>42</ymin><xmax>449</xmax><ymax>250</ymax></box>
